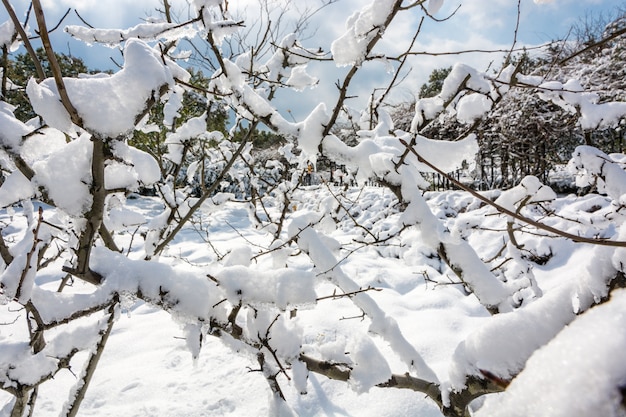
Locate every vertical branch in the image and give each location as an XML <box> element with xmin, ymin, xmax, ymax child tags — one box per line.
<box><xmin>15</xmin><ymin>207</ymin><xmax>43</xmax><ymax>302</ymax></box>
<box><xmin>30</xmin><ymin>0</ymin><xmax>83</xmax><ymax>126</ymax></box>
<box><xmin>10</xmin><ymin>388</ymin><xmax>31</xmax><ymax>417</ymax></box>
<box><xmin>0</xmin><ymin>229</ymin><xmax>14</xmax><ymax>265</ymax></box>
<box><xmin>62</xmin><ymin>136</ymin><xmax>106</xmax><ymax>285</ymax></box>
<box><xmin>257</xmin><ymin>352</ymin><xmax>286</xmax><ymax>401</ymax></box>
<box><xmin>1</xmin><ymin>44</ymin><xmax>8</xmax><ymax>98</ymax></box>
<box><xmin>149</xmin><ymin>120</ymin><xmax>259</xmax><ymax>258</ymax></box>
<box><xmin>64</xmin><ymin>302</ymin><xmax>117</xmax><ymax>417</ymax></box>
<box><xmin>321</xmin><ymin>0</ymin><xmax>405</xmax><ymax>141</ymax></box>
<box><xmin>162</xmin><ymin>0</ymin><xmax>172</xmax><ymax>23</ymax></box>
<box><xmin>1</xmin><ymin>0</ymin><xmax>46</xmax><ymax>80</ymax></box>
<box><xmin>25</xmin><ymin>301</ymin><xmax>46</xmax><ymax>354</ymax></box>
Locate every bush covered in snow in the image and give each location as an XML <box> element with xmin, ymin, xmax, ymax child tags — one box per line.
<box><xmin>1</xmin><ymin>1</ymin><xmax>626</xmax><ymax>417</ymax></box>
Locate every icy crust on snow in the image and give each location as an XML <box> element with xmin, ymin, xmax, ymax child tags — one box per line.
<box><xmin>476</xmin><ymin>289</ymin><xmax>626</xmax><ymax>417</ymax></box>
<box><xmin>330</xmin><ymin>0</ymin><xmax>396</xmax><ymax>67</ymax></box>
<box><xmin>27</xmin><ymin>39</ymin><xmax>186</xmax><ymax>137</ymax></box>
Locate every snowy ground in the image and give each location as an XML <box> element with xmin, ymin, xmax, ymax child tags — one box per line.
<box><xmin>0</xmin><ymin>183</ymin><xmax>620</xmax><ymax>416</ymax></box>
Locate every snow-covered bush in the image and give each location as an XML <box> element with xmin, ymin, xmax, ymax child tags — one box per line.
<box><xmin>1</xmin><ymin>1</ymin><xmax>626</xmax><ymax>417</ymax></box>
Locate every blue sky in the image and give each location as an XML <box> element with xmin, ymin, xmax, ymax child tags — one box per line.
<box><xmin>1</xmin><ymin>0</ymin><xmax>622</xmax><ymax>119</ymax></box>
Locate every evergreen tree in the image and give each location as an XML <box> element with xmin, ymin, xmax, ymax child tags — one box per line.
<box><xmin>3</xmin><ymin>48</ymin><xmax>92</xmax><ymax>121</ymax></box>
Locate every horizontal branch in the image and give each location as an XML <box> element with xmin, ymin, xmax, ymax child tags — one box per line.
<box><xmin>394</xmin><ymin>43</ymin><xmax>554</xmax><ymax>60</ymax></box>
<box><xmin>298</xmin><ymin>353</ymin><xmax>502</xmax><ymax>417</ymax></box>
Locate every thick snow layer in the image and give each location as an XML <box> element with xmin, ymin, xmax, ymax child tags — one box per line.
<box><xmin>476</xmin><ymin>289</ymin><xmax>626</xmax><ymax>417</ymax></box>
<box><xmin>538</xmin><ymin>79</ymin><xmax>626</xmax><ymax>130</ymax></box>
<box><xmin>330</xmin><ymin>0</ymin><xmax>396</xmax><ymax>67</ymax></box>
<box><xmin>428</xmin><ymin>0</ymin><xmax>445</xmax><ymax>14</ymax></box>
<box><xmin>32</xmin><ymin>135</ymin><xmax>93</xmax><ymax>217</ymax></box>
<box><xmin>27</xmin><ymin>39</ymin><xmax>183</xmax><ymax>137</ymax></box>
<box><xmin>569</xmin><ymin>146</ymin><xmax>626</xmax><ymax>202</ymax></box>
<box><xmin>0</xmin><ymin>19</ymin><xmax>13</xmax><ymax>47</ymax></box>
<box><xmin>1</xmin><ymin>183</ymin><xmax>626</xmax><ymax>416</ymax></box>
<box><xmin>217</xmin><ymin>265</ymin><xmax>317</xmax><ymax>310</ymax></box>
<box><xmin>65</xmin><ymin>21</ymin><xmax>197</xmax><ymax>46</ymax></box>
<box><xmin>0</xmin><ymin>102</ymin><xmax>31</xmax><ymax>151</ymax></box>
<box><xmin>456</xmin><ymin>93</ymin><xmax>492</xmax><ymax>123</ymax></box>
<box><xmin>495</xmin><ymin>175</ymin><xmax>557</xmax><ymax>211</ymax></box>
<box><xmin>0</xmin><ymin>171</ymin><xmax>33</xmax><ymax>208</ymax></box>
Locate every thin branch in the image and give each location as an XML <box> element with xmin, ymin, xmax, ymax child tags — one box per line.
<box><xmin>15</xmin><ymin>207</ymin><xmax>44</xmax><ymax>302</ymax></box>
<box><xmin>321</xmin><ymin>0</ymin><xmax>405</xmax><ymax>141</ymax></box>
<box><xmin>73</xmin><ymin>9</ymin><xmax>94</xmax><ymax>29</ymax></box>
<box><xmin>1</xmin><ymin>0</ymin><xmax>46</xmax><ymax>80</ymax></box>
<box><xmin>316</xmin><ymin>286</ymin><xmax>382</xmax><ymax>302</ymax></box>
<box><xmin>399</xmin><ymin>139</ymin><xmax>626</xmax><ymax>247</ymax></box>
<box><xmin>37</xmin><ymin>7</ymin><xmax>71</xmax><ymax>35</ymax></box>
<box><xmin>561</xmin><ymin>25</ymin><xmax>626</xmax><ymax>64</ymax></box>
<box><xmin>31</xmin><ymin>0</ymin><xmax>83</xmax><ymax>126</ymax></box>
<box><xmin>64</xmin><ymin>302</ymin><xmax>118</xmax><ymax>417</ymax></box>
<box><xmin>0</xmin><ymin>229</ymin><xmax>13</xmax><ymax>265</ymax></box>
<box><xmin>395</xmin><ymin>43</ymin><xmax>553</xmax><ymax>60</ymax></box>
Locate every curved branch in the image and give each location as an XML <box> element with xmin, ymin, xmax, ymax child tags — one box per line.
<box><xmin>399</xmin><ymin>138</ymin><xmax>626</xmax><ymax>247</ymax></box>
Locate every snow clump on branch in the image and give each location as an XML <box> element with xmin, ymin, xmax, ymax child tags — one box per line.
<box><xmin>26</xmin><ymin>39</ymin><xmax>188</xmax><ymax>138</ymax></box>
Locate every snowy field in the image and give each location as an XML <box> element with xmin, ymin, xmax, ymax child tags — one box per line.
<box><xmin>1</xmin><ymin>182</ymin><xmax>623</xmax><ymax>417</ymax></box>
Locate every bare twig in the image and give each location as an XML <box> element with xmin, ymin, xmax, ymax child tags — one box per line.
<box><xmin>316</xmin><ymin>286</ymin><xmax>382</xmax><ymax>302</ymax></box>
<box><xmin>561</xmin><ymin>25</ymin><xmax>626</xmax><ymax>64</ymax></box>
